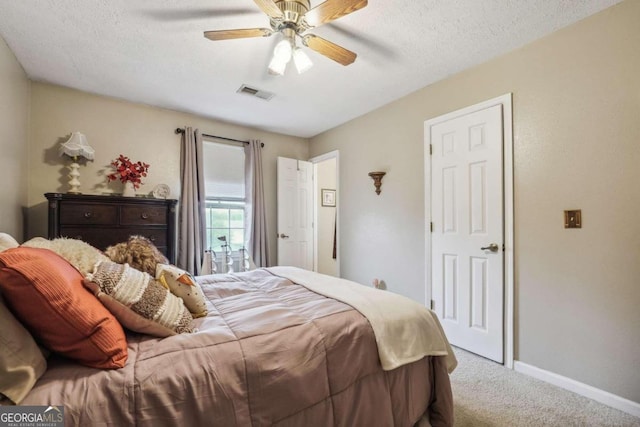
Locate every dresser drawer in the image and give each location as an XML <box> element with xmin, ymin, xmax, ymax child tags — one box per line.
<box><xmin>59</xmin><ymin>227</ymin><xmax>167</xmax><ymax>251</ymax></box>
<box><xmin>60</xmin><ymin>204</ymin><xmax>117</xmax><ymax>225</ymax></box>
<box><xmin>120</xmin><ymin>205</ymin><xmax>167</xmax><ymax>225</ymax></box>
<box><xmin>129</xmin><ymin>230</ymin><xmax>167</xmax><ymax>247</ymax></box>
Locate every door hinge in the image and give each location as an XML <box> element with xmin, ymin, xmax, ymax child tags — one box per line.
<box><xmin>429</xmin><ymin>144</ymin><xmax>433</xmax><ymax>155</ymax></box>
<box><xmin>430</xmin><ymin>299</ymin><xmax>435</xmax><ymax>310</ymax></box>
<box><xmin>430</xmin><ymin>222</ymin><xmax>433</xmax><ymax>232</ymax></box>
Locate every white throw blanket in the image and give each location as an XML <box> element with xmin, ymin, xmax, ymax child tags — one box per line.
<box><xmin>267</xmin><ymin>267</ymin><xmax>457</xmax><ymax>373</ymax></box>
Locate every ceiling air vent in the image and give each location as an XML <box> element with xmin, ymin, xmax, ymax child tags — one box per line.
<box><xmin>237</xmin><ymin>84</ymin><xmax>275</xmax><ymax>101</ymax></box>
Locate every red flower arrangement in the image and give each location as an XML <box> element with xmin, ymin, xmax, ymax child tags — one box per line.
<box><xmin>107</xmin><ymin>155</ymin><xmax>150</xmax><ymax>189</ymax></box>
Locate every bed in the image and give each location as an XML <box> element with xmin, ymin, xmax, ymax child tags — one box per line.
<box><xmin>16</xmin><ymin>266</ymin><xmax>455</xmax><ymax>426</ymax></box>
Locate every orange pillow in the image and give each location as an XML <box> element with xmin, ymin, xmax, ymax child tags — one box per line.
<box><xmin>0</xmin><ymin>247</ymin><xmax>127</xmax><ymax>369</ymax></box>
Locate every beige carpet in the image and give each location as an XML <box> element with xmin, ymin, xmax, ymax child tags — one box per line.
<box><xmin>450</xmin><ymin>347</ymin><xmax>640</xmax><ymax>427</ymax></box>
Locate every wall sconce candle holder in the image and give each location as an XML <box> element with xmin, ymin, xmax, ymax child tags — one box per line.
<box><xmin>368</xmin><ymin>171</ymin><xmax>386</xmax><ymax>195</ymax></box>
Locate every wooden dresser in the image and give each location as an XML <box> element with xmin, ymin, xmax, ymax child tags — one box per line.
<box><xmin>45</xmin><ymin>193</ymin><xmax>178</xmax><ymax>264</ymax></box>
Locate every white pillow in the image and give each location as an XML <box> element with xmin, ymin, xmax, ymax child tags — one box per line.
<box><xmin>22</xmin><ymin>237</ymin><xmax>109</xmax><ymax>275</ymax></box>
<box><xmin>0</xmin><ymin>233</ymin><xmax>19</xmax><ymax>252</ymax></box>
<box><xmin>156</xmin><ymin>264</ymin><xmax>208</xmax><ymax>318</ymax></box>
<box><xmin>0</xmin><ymin>295</ymin><xmax>47</xmax><ymax>404</ymax></box>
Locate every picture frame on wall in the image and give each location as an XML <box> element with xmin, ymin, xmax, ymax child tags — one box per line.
<box><xmin>321</xmin><ymin>189</ymin><xmax>336</xmax><ymax>207</ymax></box>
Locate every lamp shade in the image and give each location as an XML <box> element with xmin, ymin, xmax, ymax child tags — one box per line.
<box><xmin>293</xmin><ymin>48</ymin><xmax>313</xmax><ymax>74</ymax></box>
<box><xmin>59</xmin><ymin>132</ymin><xmax>95</xmax><ymax>160</ymax></box>
<box><xmin>273</xmin><ymin>39</ymin><xmax>292</xmax><ymax>63</ymax></box>
<box><xmin>268</xmin><ymin>56</ymin><xmax>288</xmax><ymax>75</ymax></box>
<box><xmin>268</xmin><ymin>39</ymin><xmax>293</xmax><ymax>75</ymax></box>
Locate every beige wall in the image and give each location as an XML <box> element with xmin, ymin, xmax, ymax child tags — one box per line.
<box><xmin>315</xmin><ymin>158</ymin><xmax>337</xmax><ymax>276</ymax></box>
<box><xmin>310</xmin><ymin>0</ymin><xmax>640</xmax><ymax>403</ymax></box>
<box><xmin>27</xmin><ymin>83</ymin><xmax>309</xmax><ymax>264</ymax></box>
<box><xmin>0</xmin><ymin>36</ymin><xmax>30</xmax><ymax>240</ymax></box>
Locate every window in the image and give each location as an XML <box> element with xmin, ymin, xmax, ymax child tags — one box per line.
<box><xmin>204</xmin><ymin>199</ymin><xmax>245</xmax><ymax>253</ymax></box>
<box><xmin>202</xmin><ymin>141</ymin><xmax>245</xmax><ymax>254</ymax></box>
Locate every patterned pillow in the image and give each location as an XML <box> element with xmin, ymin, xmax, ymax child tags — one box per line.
<box><xmin>86</xmin><ymin>261</ymin><xmax>194</xmax><ymax>336</ymax></box>
<box><xmin>156</xmin><ymin>264</ymin><xmax>208</xmax><ymax>318</ymax></box>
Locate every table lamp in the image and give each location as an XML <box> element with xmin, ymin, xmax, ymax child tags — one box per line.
<box><xmin>59</xmin><ymin>132</ymin><xmax>95</xmax><ymax>193</ymax></box>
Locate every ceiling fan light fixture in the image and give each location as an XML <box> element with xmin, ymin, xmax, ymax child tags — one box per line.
<box><xmin>203</xmin><ymin>0</ymin><xmax>367</xmax><ymax>71</ymax></box>
<box><xmin>273</xmin><ymin>39</ymin><xmax>292</xmax><ymax>63</ymax></box>
<box><xmin>269</xmin><ymin>38</ymin><xmax>295</xmax><ymax>75</ymax></box>
<box><xmin>293</xmin><ymin>48</ymin><xmax>313</xmax><ymax>74</ymax></box>
<box><xmin>268</xmin><ymin>55</ymin><xmax>287</xmax><ymax>75</ymax></box>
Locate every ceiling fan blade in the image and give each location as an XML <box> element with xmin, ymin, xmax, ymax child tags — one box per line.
<box><xmin>302</xmin><ymin>34</ymin><xmax>356</xmax><ymax>66</ymax></box>
<box><xmin>303</xmin><ymin>0</ymin><xmax>367</xmax><ymax>28</ymax></box>
<box><xmin>204</xmin><ymin>28</ymin><xmax>273</xmax><ymax>41</ymax></box>
<box><xmin>326</xmin><ymin>22</ymin><xmax>398</xmax><ymax>60</ymax></box>
<box><xmin>141</xmin><ymin>8</ymin><xmax>258</xmax><ymax>22</ymax></box>
<box><xmin>253</xmin><ymin>0</ymin><xmax>284</xmax><ymax>19</ymax></box>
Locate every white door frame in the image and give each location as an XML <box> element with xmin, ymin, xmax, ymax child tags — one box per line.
<box><xmin>424</xmin><ymin>94</ymin><xmax>514</xmax><ymax>368</ymax></box>
<box><xmin>310</xmin><ymin>150</ymin><xmax>340</xmax><ymax>277</ymax></box>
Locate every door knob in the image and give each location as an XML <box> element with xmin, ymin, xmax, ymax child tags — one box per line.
<box><xmin>481</xmin><ymin>243</ymin><xmax>499</xmax><ymax>252</ymax></box>
<box><xmin>279</xmin><ymin>233</ymin><xmax>290</xmax><ymax>239</ymax></box>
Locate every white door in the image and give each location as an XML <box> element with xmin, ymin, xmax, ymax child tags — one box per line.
<box><xmin>430</xmin><ymin>104</ymin><xmax>504</xmax><ymax>363</ymax></box>
<box><xmin>277</xmin><ymin>157</ymin><xmax>313</xmax><ymax>268</ymax></box>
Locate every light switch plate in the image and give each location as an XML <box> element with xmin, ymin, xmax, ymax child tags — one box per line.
<box><xmin>564</xmin><ymin>210</ymin><xmax>582</xmax><ymax>228</ymax></box>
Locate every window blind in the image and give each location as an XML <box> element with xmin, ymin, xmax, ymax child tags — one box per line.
<box><xmin>202</xmin><ymin>141</ymin><xmax>245</xmax><ymax>199</ymax></box>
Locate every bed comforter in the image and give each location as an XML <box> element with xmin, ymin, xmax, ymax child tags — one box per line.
<box><xmin>22</xmin><ymin>269</ymin><xmax>454</xmax><ymax>426</ymax></box>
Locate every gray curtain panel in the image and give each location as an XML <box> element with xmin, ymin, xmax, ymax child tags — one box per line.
<box><xmin>178</xmin><ymin>127</ymin><xmax>206</xmax><ymax>275</ymax></box>
<box><xmin>244</xmin><ymin>139</ymin><xmax>270</xmax><ymax>267</ymax></box>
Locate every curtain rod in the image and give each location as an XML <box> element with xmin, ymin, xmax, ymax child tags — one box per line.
<box><xmin>175</xmin><ymin>128</ymin><xmax>264</xmax><ymax>147</ymax></box>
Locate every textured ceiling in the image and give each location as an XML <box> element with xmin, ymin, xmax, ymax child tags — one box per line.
<box><xmin>0</xmin><ymin>0</ymin><xmax>621</xmax><ymax>138</ymax></box>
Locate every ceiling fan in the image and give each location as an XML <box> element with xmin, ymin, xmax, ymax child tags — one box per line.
<box><xmin>203</xmin><ymin>0</ymin><xmax>368</xmax><ymax>75</ymax></box>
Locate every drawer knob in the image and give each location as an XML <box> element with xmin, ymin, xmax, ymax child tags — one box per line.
<box><xmin>148</xmin><ymin>236</ymin><xmax>156</xmax><ymax>242</ymax></box>
<box><xmin>75</xmin><ymin>235</ymin><xmax>83</xmax><ymax>240</ymax></box>
<box><xmin>84</xmin><ymin>212</ymin><xmax>93</xmax><ymax>219</ymax></box>
<box><xmin>141</xmin><ymin>213</ymin><xmax>149</xmax><ymax>219</ymax></box>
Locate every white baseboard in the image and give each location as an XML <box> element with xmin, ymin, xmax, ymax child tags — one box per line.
<box><xmin>514</xmin><ymin>361</ymin><xmax>640</xmax><ymax>418</ymax></box>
